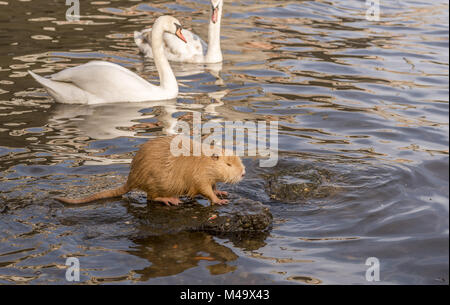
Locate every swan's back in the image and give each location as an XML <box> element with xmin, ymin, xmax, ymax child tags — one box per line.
<box><xmin>30</xmin><ymin>61</ymin><xmax>174</xmax><ymax>104</ymax></box>
<box><xmin>163</xmin><ymin>31</ymin><xmax>206</xmax><ymax>62</ymax></box>
<box><xmin>135</xmin><ymin>28</ymin><xmax>206</xmax><ymax>63</ymax></box>
<box><xmin>51</xmin><ymin>61</ymin><xmax>157</xmax><ymax>102</ymax></box>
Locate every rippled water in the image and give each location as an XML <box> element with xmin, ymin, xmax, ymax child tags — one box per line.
<box><xmin>0</xmin><ymin>0</ymin><xmax>448</xmax><ymax>284</ymax></box>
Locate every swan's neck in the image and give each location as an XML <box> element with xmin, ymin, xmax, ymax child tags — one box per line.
<box><xmin>152</xmin><ymin>25</ymin><xmax>178</xmax><ymax>94</ymax></box>
<box><xmin>205</xmin><ymin>5</ymin><xmax>223</xmax><ymax>63</ymax></box>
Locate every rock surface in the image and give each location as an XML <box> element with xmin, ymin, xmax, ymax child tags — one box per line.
<box><xmin>263</xmin><ymin>162</ymin><xmax>338</xmax><ymax>203</ymax></box>
<box><xmin>125</xmin><ymin>193</ymin><xmax>273</xmax><ymax>234</ymax></box>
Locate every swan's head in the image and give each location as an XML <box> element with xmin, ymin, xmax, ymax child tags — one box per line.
<box><xmin>154</xmin><ymin>15</ymin><xmax>187</xmax><ymax>43</ymax></box>
<box><xmin>211</xmin><ymin>0</ymin><xmax>223</xmax><ymax>24</ymax></box>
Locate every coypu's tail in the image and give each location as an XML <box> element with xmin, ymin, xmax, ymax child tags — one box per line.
<box><xmin>55</xmin><ymin>184</ymin><xmax>129</xmax><ymax>204</ymax></box>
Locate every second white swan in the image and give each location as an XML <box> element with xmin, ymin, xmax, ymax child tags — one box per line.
<box><xmin>29</xmin><ymin>16</ymin><xmax>187</xmax><ymax>104</ymax></box>
<box><xmin>134</xmin><ymin>0</ymin><xmax>223</xmax><ymax>64</ymax></box>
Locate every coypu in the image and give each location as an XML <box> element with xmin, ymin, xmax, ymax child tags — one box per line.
<box><xmin>56</xmin><ymin>136</ymin><xmax>246</xmax><ymax>205</ymax></box>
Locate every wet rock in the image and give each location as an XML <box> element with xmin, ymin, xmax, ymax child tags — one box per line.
<box><xmin>263</xmin><ymin>162</ymin><xmax>338</xmax><ymax>203</ymax></box>
<box><xmin>125</xmin><ymin>193</ymin><xmax>272</xmax><ymax>234</ymax></box>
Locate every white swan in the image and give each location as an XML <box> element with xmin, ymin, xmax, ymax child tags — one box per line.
<box><xmin>134</xmin><ymin>0</ymin><xmax>223</xmax><ymax>64</ymax></box>
<box><xmin>29</xmin><ymin>16</ymin><xmax>187</xmax><ymax>104</ymax></box>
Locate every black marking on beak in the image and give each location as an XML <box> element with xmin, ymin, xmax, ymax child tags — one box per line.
<box><xmin>174</xmin><ymin>23</ymin><xmax>187</xmax><ymax>43</ymax></box>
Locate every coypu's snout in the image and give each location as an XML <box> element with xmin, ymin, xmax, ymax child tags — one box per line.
<box><xmin>235</xmin><ymin>167</ymin><xmax>246</xmax><ymax>183</ymax></box>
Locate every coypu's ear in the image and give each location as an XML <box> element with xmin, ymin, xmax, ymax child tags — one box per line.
<box><xmin>211</xmin><ymin>153</ymin><xmax>219</xmax><ymax>161</ymax></box>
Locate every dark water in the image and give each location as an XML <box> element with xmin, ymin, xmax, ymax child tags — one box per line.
<box><xmin>0</xmin><ymin>0</ymin><xmax>448</xmax><ymax>284</ymax></box>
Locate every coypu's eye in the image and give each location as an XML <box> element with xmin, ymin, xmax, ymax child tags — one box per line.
<box><xmin>226</xmin><ymin>163</ymin><xmax>232</xmax><ymax>167</ymax></box>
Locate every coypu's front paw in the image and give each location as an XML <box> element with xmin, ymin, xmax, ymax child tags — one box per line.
<box><xmin>214</xmin><ymin>190</ymin><xmax>228</xmax><ymax>198</ymax></box>
<box><xmin>213</xmin><ymin>199</ymin><xmax>229</xmax><ymax>205</ymax></box>
<box><xmin>154</xmin><ymin>197</ymin><xmax>182</xmax><ymax>206</ymax></box>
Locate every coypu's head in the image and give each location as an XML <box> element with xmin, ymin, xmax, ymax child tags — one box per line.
<box><xmin>211</xmin><ymin>154</ymin><xmax>246</xmax><ymax>184</ymax></box>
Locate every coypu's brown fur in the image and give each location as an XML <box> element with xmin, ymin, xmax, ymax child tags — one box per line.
<box><xmin>56</xmin><ymin>136</ymin><xmax>246</xmax><ymax>205</ymax></box>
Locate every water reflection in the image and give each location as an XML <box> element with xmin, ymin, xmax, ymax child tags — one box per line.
<box><xmin>48</xmin><ymin>100</ymin><xmax>179</xmax><ymax>138</ymax></box>
<box><xmin>129</xmin><ymin>232</ymin><xmax>238</xmax><ymax>281</ymax></box>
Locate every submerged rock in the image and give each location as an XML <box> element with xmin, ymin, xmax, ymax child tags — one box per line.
<box><xmin>263</xmin><ymin>162</ymin><xmax>338</xmax><ymax>203</ymax></box>
<box><xmin>125</xmin><ymin>193</ymin><xmax>272</xmax><ymax>234</ymax></box>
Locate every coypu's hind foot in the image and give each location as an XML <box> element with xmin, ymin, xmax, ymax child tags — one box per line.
<box><xmin>154</xmin><ymin>197</ymin><xmax>182</xmax><ymax>206</ymax></box>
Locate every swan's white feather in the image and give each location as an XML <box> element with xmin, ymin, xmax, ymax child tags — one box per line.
<box><xmin>134</xmin><ymin>29</ymin><xmax>154</xmax><ymax>58</ymax></box>
<box><xmin>135</xmin><ymin>28</ymin><xmax>207</xmax><ymax>63</ymax></box>
<box><xmin>29</xmin><ymin>70</ymin><xmax>92</xmax><ymax>104</ymax></box>
<box><xmin>30</xmin><ymin>61</ymin><xmax>172</xmax><ymax>104</ymax></box>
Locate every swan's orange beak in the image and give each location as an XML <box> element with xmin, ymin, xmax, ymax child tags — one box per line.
<box><xmin>176</xmin><ymin>28</ymin><xmax>187</xmax><ymax>43</ymax></box>
<box><xmin>211</xmin><ymin>6</ymin><xmax>219</xmax><ymax>24</ymax></box>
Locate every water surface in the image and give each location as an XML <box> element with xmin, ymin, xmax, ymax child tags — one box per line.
<box><xmin>0</xmin><ymin>0</ymin><xmax>448</xmax><ymax>284</ymax></box>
